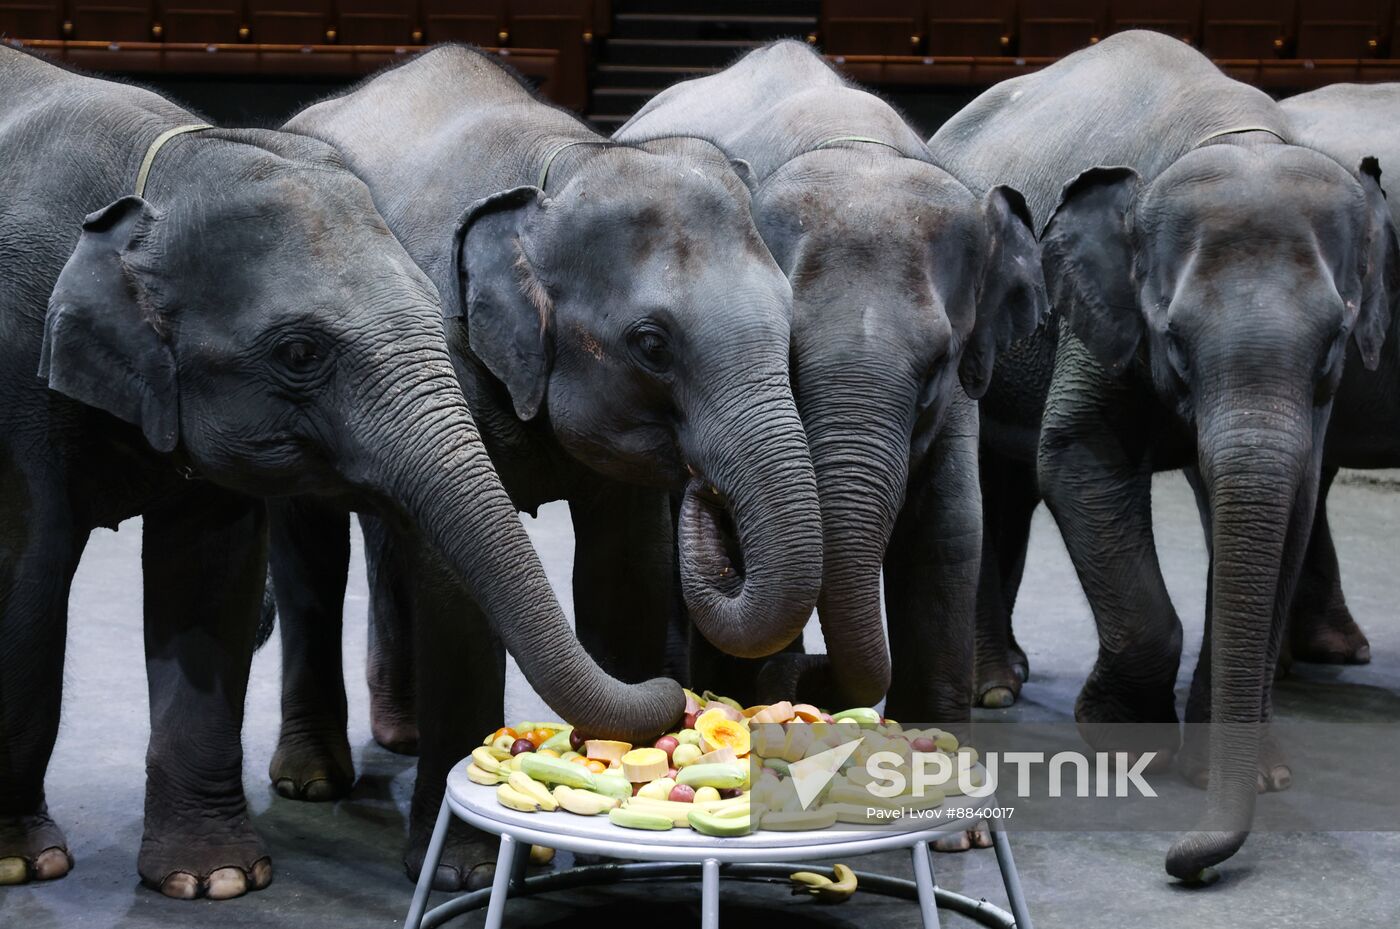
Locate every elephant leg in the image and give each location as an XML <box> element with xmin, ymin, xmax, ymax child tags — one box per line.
<box><xmin>1038</xmin><ymin>338</ymin><xmax>1181</xmax><ymax>760</ymax></box>
<box><xmin>0</xmin><ymin>478</ymin><xmax>86</xmax><ymax>886</ymax></box>
<box><xmin>362</xmin><ymin>513</ymin><xmax>419</xmax><ymax>754</ymax></box>
<box><xmin>1179</xmin><ymin>468</ymin><xmax>1301</xmax><ymax>795</ymax></box>
<box><xmin>570</xmin><ymin>480</ymin><xmax>674</xmax><ymax>684</ymax></box>
<box><xmin>1287</xmin><ymin>467</ymin><xmax>1370</xmax><ymax>665</ymax></box>
<box><xmin>266</xmin><ymin>496</ymin><xmax>355</xmax><ymax>801</ymax></box>
<box><xmin>974</xmin><ymin>451</ymin><xmax>1040</xmax><ymax>708</ymax></box>
<box><xmin>139</xmin><ymin>485</ymin><xmax>272</xmax><ymax>900</ymax></box>
<box><xmin>403</xmin><ymin>538</ymin><xmax>502</xmax><ymax>893</ymax></box>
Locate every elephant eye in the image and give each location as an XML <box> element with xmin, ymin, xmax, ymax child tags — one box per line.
<box><xmin>275</xmin><ymin>337</ymin><xmax>322</xmax><ymax>372</ymax></box>
<box><xmin>628</xmin><ymin>321</ymin><xmax>674</xmax><ymax>374</ymax></box>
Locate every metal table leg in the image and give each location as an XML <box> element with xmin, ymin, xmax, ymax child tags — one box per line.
<box><xmin>990</xmin><ymin>823</ymin><xmax>1033</xmax><ymax>929</ymax></box>
<box><xmin>701</xmin><ymin>857</ymin><xmax>720</xmax><ymax>929</ymax></box>
<box><xmin>405</xmin><ymin>799</ymin><xmax>452</xmax><ymax>929</ymax></box>
<box><xmin>912</xmin><ymin>839</ymin><xmax>942</xmax><ymax>929</ymax></box>
<box><xmin>482</xmin><ymin>834</ymin><xmax>518</xmax><ymax>929</ymax></box>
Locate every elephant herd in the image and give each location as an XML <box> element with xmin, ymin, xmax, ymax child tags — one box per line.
<box><xmin>1</xmin><ymin>28</ymin><xmax>1397</xmax><ymax>902</ymax></box>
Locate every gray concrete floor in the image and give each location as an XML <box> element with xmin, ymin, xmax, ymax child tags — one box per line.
<box><xmin>3</xmin><ymin>474</ymin><xmax>1400</xmax><ymax>928</ymax></box>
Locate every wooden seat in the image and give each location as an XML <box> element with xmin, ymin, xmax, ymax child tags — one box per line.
<box><xmin>1018</xmin><ymin>0</ymin><xmax>1106</xmax><ymax>57</ymax></box>
<box><xmin>925</xmin><ymin>0</ymin><xmax>1013</xmax><ymax>56</ymax></box>
<box><xmin>821</xmin><ymin>0</ymin><xmax>925</xmax><ymax>56</ymax></box>
<box><xmin>1200</xmin><ymin>0</ymin><xmax>1295</xmax><ymax>58</ymax></box>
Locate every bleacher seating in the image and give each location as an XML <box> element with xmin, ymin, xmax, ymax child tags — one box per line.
<box><xmin>821</xmin><ymin>0</ymin><xmax>924</xmax><ymax>55</ymax></box>
<box><xmin>158</xmin><ymin>0</ymin><xmax>245</xmax><ymax>43</ymax></box>
<box><xmin>1200</xmin><ymin>0</ymin><xmax>1295</xmax><ymax>58</ymax></box>
<box><xmin>1017</xmin><ymin>0</ymin><xmax>1105</xmax><ymax>57</ymax></box>
<box><xmin>1295</xmin><ymin>0</ymin><xmax>1388</xmax><ymax>58</ymax></box>
<box><xmin>421</xmin><ymin>0</ymin><xmax>503</xmax><ymax>45</ymax></box>
<box><xmin>0</xmin><ymin>1</ymin><xmax>63</xmax><ymax>38</ymax></box>
<box><xmin>925</xmin><ymin>0</ymin><xmax>1014</xmax><ymax>56</ymax></box>
<box><xmin>1108</xmin><ymin>0</ymin><xmax>1200</xmax><ymax>44</ymax></box>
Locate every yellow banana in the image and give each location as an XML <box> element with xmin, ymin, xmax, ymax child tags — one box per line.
<box><xmin>471</xmin><ymin>746</ymin><xmax>503</xmax><ymax>774</ymax></box>
<box><xmin>467</xmin><ymin>762</ymin><xmax>505</xmax><ymax>786</ymax></box>
<box><xmin>508</xmin><ymin>772</ymin><xmax>558</xmax><ymax>811</ymax></box>
<box><xmin>816</xmin><ymin>864</ymin><xmax>858</xmax><ymax>903</ymax></box>
<box><xmin>496</xmin><ymin>783</ymin><xmax>541</xmax><ymax>813</ymax></box>
<box><xmin>552</xmin><ymin>785</ymin><xmax>620</xmax><ymax>816</ymax></box>
<box><xmin>789</xmin><ymin>871</ymin><xmax>834</xmax><ymax>893</ymax></box>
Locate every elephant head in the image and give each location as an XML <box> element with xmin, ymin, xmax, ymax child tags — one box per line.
<box><xmin>452</xmin><ymin>137</ymin><xmax>823</xmax><ymax>659</ymax></box>
<box><xmin>748</xmin><ymin>150</ymin><xmax>1047</xmax><ymax>706</ymax></box>
<box><xmin>1041</xmin><ymin>143</ymin><xmax>1399</xmax><ymax>877</ymax></box>
<box><xmin>39</xmin><ymin>128</ymin><xmax>682</xmax><ymax>740</ymax></box>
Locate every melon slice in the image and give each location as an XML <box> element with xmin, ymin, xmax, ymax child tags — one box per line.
<box><xmin>697</xmin><ymin>747</ymin><xmax>738</xmax><ymax>766</ymax></box>
<box><xmin>696</xmin><ymin>708</ymin><xmax>751</xmax><ymax>756</ymax></box>
<box><xmin>791</xmin><ymin>703</ymin><xmax>824</xmax><ymax>723</ymax></box>
<box><xmin>585</xmin><ymin>740</ymin><xmax>632</xmax><ymax>764</ymax></box>
<box><xmin>751</xmin><ymin>701</ymin><xmax>795</xmax><ymax>725</ymax></box>
<box><xmin>621</xmin><ymin>747</ymin><xmax>669</xmax><ymax>782</ymax></box>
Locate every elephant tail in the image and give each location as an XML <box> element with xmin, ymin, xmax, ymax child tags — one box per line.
<box><xmin>255</xmin><ymin>568</ymin><xmax>278</xmax><ymax>651</ymax></box>
<box><xmin>1165</xmin><ymin>830</ymin><xmax>1248</xmax><ymax>882</ymax></box>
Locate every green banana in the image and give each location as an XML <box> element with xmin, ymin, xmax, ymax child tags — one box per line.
<box><xmin>540</xmin><ymin>728</ymin><xmax>575</xmax><ymax>754</ymax></box>
<box><xmin>676</xmin><ymin>763</ymin><xmax>746</xmax><ymax>790</ymax></box>
<box><xmin>520</xmin><ymin>754</ymin><xmax>597</xmax><ymax>791</ymax></box>
<box><xmin>507</xmin><ymin>772</ymin><xmax>558</xmax><ymax>811</ymax></box>
<box><xmin>609</xmin><ymin>806</ymin><xmax>675</xmax><ymax>831</ymax></box>
<box><xmin>831</xmin><ymin>707</ymin><xmax>881</xmax><ymax>728</ymax></box>
<box><xmin>590</xmin><ymin>773</ymin><xmax>634</xmax><ymax>801</ymax></box>
<box><xmin>687</xmin><ymin>808</ymin><xmax>751</xmax><ymax>836</ymax></box>
<box><xmin>760</xmin><ymin>807</ymin><xmax>839</xmax><ymax>831</ymax></box>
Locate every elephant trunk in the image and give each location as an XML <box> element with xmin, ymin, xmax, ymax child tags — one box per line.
<box><xmin>677</xmin><ymin>357</ymin><xmax>823</xmax><ymax>659</ymax></box>
<box><xmin>1166</xmin><ymin>399</ymin><xmax>1312</xmax><ymax>880</ymax></box>
<box><xmin>357</xmin><ymin>346</ymin><xmax>682</xmax><ymax>741</ymax></box>
<box><xmin>762</xmin><ymin>366</ymin><xmax>910</xmax><ymax>707</ymax></box>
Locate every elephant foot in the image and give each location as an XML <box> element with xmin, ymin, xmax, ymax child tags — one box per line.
<box><xmin>931</xmin><ymin>821</ymin><xmax>993</xmax><ymax>853</ymax></box>
<box><xmin>1290</xmin><ymin>612</ymin><xmax>1371</xmax><ymax>666</ymax></box>
<box><xmin>270</xmin><ymin>725</ymin><xmax>354</xmax><ymax>801</ymax></box>
<box><xmin>1074</xmin><ymin>670</ymin><xmax>1180</xmax><ymax>766</ymax></box>
<box><xmin>1176</xmin><ymin>728</ymin><xmax>1292</xmax><ymax>793</ymax></box>
<box><xmin>370</xmin><ymin>697</ymin><xmax>420</xmax><ymax>756</ymax></box>
<box><xmin>0</xmin><ymin>809</ymin><xmax>74</xmax><ymax>885</ymax></box>
<box><xmin>975</xmin><ymin>656</ymin><xmax>1024</xmax><ymax>709</ymax></box>
<box><xmin>138</xmin><ymin>813</ymin><xmax>272</xmax><ymax>900</ymax></box>
<box><xmin>1007</xmin><ymin>636</ymin><xmax>1030</xmax><ymax>683</ymax></box>
<box><xmin>404</xmin><ymin>819</ymin><xmax>498</xmax><ymax>891</ymax></box>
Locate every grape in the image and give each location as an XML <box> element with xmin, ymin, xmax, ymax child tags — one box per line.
<box><xmin>569</xmin><ymin>730</ymin><xmax>586</xmax><ymax>751</ymax></box>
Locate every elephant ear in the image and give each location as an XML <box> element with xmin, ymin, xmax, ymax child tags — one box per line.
<box><xmin>39</xmin><ymin>195</ymin><xmax>180</xmax><ymax>453</ymax></box>
<box><xmin>1351</xmin><ymin>157</ymin><xmax>1399</xmax><ymax>370</ymax></box>
<box><xmin>453</xmin><ymin>185</ymin><xmax>554</xmax><ymax>421</ymax></box>
<box><xmin>1040</xmin><ymin>166</ymin><xmax>1145</xmax><ymax>375</ymax></box>
<box><xmin>959</xmin><ymin>185</ymin><xmax>1049</xmax><ymax>398</ymax></box>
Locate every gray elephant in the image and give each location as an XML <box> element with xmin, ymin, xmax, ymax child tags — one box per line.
<box><xmin>1275</xmin><ymin>84</ymin><xmax>1400</xmax><ymax>667</ymax></box>
<box><xmin>929</xmin><ymin>31</ymin><xmax>1399</xmax><ymax>879</ymax></box>
<box><xmin>616</xmin><ymin>40</ymin><xmax>1047</xmax><ymax>726</ymax></box>
<box><xmin>0</xmin><ymin>46</ymin><xmax>679</xmax><ymax>900</ymax></box>
<box><xmin>266</xmin><ymin>45</ymin><xmax>823</xmax><ymax>888</ymax></box>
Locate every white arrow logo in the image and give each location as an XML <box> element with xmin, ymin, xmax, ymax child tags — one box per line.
<box><xmin>789</xmin><ymin>737</ymin><xmax>862</xmax><ymax>810</ymax></box>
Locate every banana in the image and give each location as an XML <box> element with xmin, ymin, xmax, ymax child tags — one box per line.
<box><xmin>687</xmin><ymin>808</ymin><xmax>751</xmax><ymax>836</ymax></box>
<box><xmin>789</xmin><ymin>870</ymin><xmax>834</xmax><ymax>891</ymax></box>
<box><xmin>831</xmin><ymin>707</ymin><xmax>881</xmax><ymax>728</ymax></box>
<box><xmin>520</xmin><ymin>754</ymin><xmax>597</xmax><ymax>791</ymax></box>
<box><xmin>552</xmin><ymin>785</ymin><xmax>620</xmax><ymax>816</ymax></box>
<box><xmin>508</xmin><ymin>772</ymin><xmax>558</xmax><ymax>811</ymax></box>
<box><xmin>619</xmin><ymin>798</ymin><xmax>698</xmax><ymax>827</ymax></box>
<box><xmin>760</xmin><ymin>807</ymin><xmax>839</xmax><ymax>831</ymax></box>
<box><xmin>540</xmin><ymin>729</ymin><xmax>574</xmax><ymax>753</ymax></box>
<box><xmin>472</xmin><ymin>746</ymin><xmax>504</xmax><ymax>774</ymax></box>
<box><xmin>496</xmin><ymin>783</ymin><xmax>541</xmax><ymax>813</ymax></box>
<box><xmin>790</xmin><ymin>864</ymin><xmax>858</xmax><ymax>903</ymax></box>
<box><xmin>828</xmin><ymin>783</ymin><xmax>945</xmax><ymax>810</ymax></box>
<box><xmin>676</xmin><ymin>763</ymin><xmax>746</xmax><ymax>790</ymax></box>
<box><xmin>609</xmin><ymin>806</ymin><xmax>675</xmax><ymax>831</ymax></box>
<box><xmin>590</xmin><ymin>773</ymin><xmax>634</xmax><ymax>801</ymax></box>
<box><xmin>467</xmin><ymin>762</ymin><xmax>505</xmax><ymax>786</ymax></box>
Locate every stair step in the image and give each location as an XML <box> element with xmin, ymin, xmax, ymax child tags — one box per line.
<box><xmin>594</xmin><ymin>62</ymin><xmax>721</xmax><ymax>87</ymax></box>
<box><xmin>612</xmin><ymin>0</ymin><xmax>819</xmax><ymax>16</ymax></box>
<box><xmin>611</xmin><ymin>12</ymin><xmax>815</xmax><ymax>41</ymax></box>
<box><xmin>601</xmin><ymin>37</ymin><xmax>765</xmax><ymax>67</ymax></box>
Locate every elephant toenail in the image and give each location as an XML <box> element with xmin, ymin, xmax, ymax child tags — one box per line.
<box><xmin>249</xmin><ymin>858</ymin><xmax>274</xmax><ymax>890</ymax></box>
<box><xmin>159</xmin><ymin>871</ymin><xmax>201</xmax><ymax>899</ymax></box>
<box><xmin>0</xmin><ymin>857</ymin><xmax>29</xmax><ymax>884</ymax></box>
<box><xmin>1271</xmin><ymin>767</ymin><xmax>1292</xmax><ymax>791</ymax></box>
<box><xmin>466</xmin><ymin>863</ymin><xmax>496</xmax><ymax>891</ymax></box>
<box><xmin>33</xmin><ymin>848</ymin><xmax>72</xmax><ymax>880</ymax></box>
<box><xmin>981</xmin><ymin>687</ymin><xmax>1016</xmax><ymax>708</ymax></box>
<box><xmin>302</xmin><ymin>778</ymin><xmax>338</xmax><ymax>802</ymax></box>
<box><xmin>274</xmin><ymin>778</ymin><xmax>298</xmax><ymax>799</ymax></box>
<box><xmin>206</xmin><ymin>866</ymin><xmax>250</xmax><ymax>900</ymax></box>
<box><xmin>431</xmin><ymin>864</ymin><xmax>463</xmax><ymax>891</ymax></box>
<box><xmin>1354</xmin><ymin>644</ymin><xmax>1371</xmax><ymax>663</ymax></box>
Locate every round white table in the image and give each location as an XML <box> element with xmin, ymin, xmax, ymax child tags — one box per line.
<box><xmin>404</xmin><ymin>758</ymin><xmax>1033</xmax><ymax>929</ymax></box>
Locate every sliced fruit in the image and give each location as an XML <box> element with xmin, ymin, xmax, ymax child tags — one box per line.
<box><xmin>676</xmin><ymin>763</ymin><xmax>746</xmax><ymax>790</ymax></box>
<box><xmin>621</xmin><ymin>747</ymin><xmax>669</xmax><ymax>783</ymax></box>
<box><xmin>791</xmin><ymin>704</ymin><xmax>824</xmax><ymax>723</ymax></box>
<box><xmin>701</xmin><ymin>691</ymin><xmax>744</xmax><ymax>711</ymax></box>
<box><xmin>688</xmin><ymin>808</ymin><xmax>751</xmax><ymax>836</ymax></box>
<box><xmin>496</xmin><ymin>784</ymin><xmax>541</xmax><ymax>813</ymax></box>
<box><xmin>696</xmin><ymin>709</ymin><xmax>751</xmax><ymax>756</ymax></box>
<box><xmin>609</xmin><ymin>806</ymin><xmax>674</xmax><ymax>831</ymax></box>
<box><xmin>751</xmin><ymin>701</ymin><xmax>795</xmax><ymax>725</ymax></box>
<box><xmin>696</xmin><ymin>747</ymin><xmax>739</xmax><ymax>766</ymax></box>
<box><xmin>521</xmin><ymin>753</ymin><xmax>597</xmax><ymax>791</ymax></box>
<box><xmin>552</xmin><ymin>785</ymin><xmax>620</xmax><ymax>816</ymax></box>
<box><xmin>508</xmin><ymin>772</ymin><xmax>558</xmax><ymax>811</ymax></box>
<box><xmin>584</xmin><ymin>740</ymin><xmax>632</xmax><ymax>763</ymax></box>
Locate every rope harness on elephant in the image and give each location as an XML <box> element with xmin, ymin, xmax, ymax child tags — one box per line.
<box><xmin>134</xmin><ymin>123</ymin><xmax>213</xmax><ymax>198</ymax></box>
<box><xmin>1194</xmin><ymin>126</ymin><xmax>1288</xmax><ymax>148</ymax></box>
<box><xmin>537</xmin><ymin>139</ymin><xmax>616</xmax><ymax>191</ymax></box>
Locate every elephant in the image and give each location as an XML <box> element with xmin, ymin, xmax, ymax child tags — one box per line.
<box><xmin>615</xmin><ymin>40</ymin><xmax>1048</xmax><ymax>727</ymax></box>
<box><xmin>0</xmin><ymin>46</ymin><xmax>679</xmax><ymax>900</ymax></box>
<box><xmin>266</xmin><ymin>45</ymin><xmax>823</xmax><ymax>888</ymax></box>
<box><xmin>1275</xmin><ymin>83</ymin><xmax>1400</xmax><ymax>667</ymax></box>
<box><xmin>927</xmin><ymin>31</ymin><xmax>1399</xmax><ymax>879</ymax></box>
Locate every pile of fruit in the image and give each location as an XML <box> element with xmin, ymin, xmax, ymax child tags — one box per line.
<box><xmin>466</xmin><ymin>689</ymin><xmax>977</xmax><ymax>836</ymax></box>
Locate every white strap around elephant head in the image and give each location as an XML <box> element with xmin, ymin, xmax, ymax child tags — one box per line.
<box><xmin>1195</xmin><ymin>125</ymin><xmax>1288</xmax><ymax>148</ymax></box>
<box><xmin>134</xmin><ymin>124</ymin><xmax>213</xmax><ymax>198</ymax></box>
